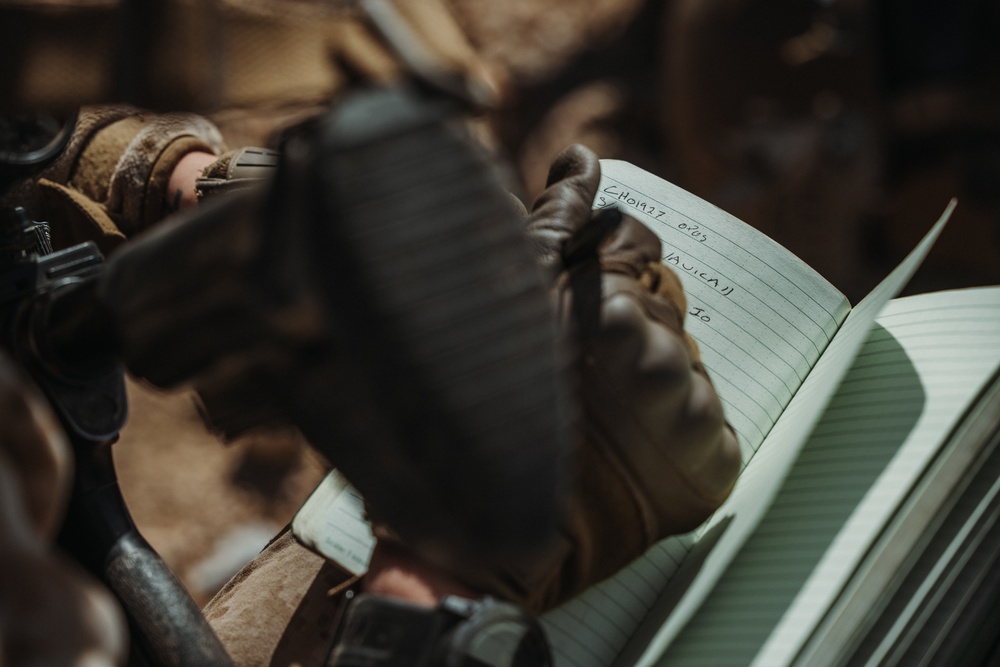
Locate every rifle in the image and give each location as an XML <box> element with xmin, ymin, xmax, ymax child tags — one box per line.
<box><xmin>0</xmin><ymin>85</ymin><xmax>569</xmax><ymax>665</ymax></box>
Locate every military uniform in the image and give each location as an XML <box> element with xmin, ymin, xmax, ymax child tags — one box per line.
<box><xmin>2</xmin><ymin>105</ymin><xmax>225</xmax><ymax>253</ymax></box>
<box><xmin>0</xmin><ymin>2</ymin><xmax>740</xmax><ymax>666</ymax></box>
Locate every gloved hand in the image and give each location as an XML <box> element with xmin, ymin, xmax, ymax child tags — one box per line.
<box><xmin>503</xmin><ymin>144</ymin><xmax>740</xmax><ymax>611</ymax></box>
<box><xmin>373</xmin><ymin>145</ymin><xmax>740</xmax><ymax>612</ymax></box>
<box><xmin>347</xmin><ymin>144</ymin><xmax>736</xmax><ymax>617</ymax></box>
<box><xmin>201</xmin><ymin>145</ymin><xmax>741</xmax><ymax>662</ymax></box>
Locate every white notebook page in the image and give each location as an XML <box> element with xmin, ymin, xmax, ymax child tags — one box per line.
<box><xmin>546</xmin><ymin>161</ymin><xmax>849</xmax><ymax>665</ymax></box>
<box><xmin>614</xmin><ymin>200</ymin><xmax>952</xmax><ymax>667</ymax></box>
<box><xmin>546</xmin><ymin>175</ymin><xmax>954</xmax><ymax>667</ymax></box>
<box><xmin>650</xmin><ymin>287</ymin><xmax>1000</xmax><ymax>665</ymax></box>
<box><xmin>595</xmin><ymin>161</ymin><xmax>849</xmax><ymax>461</ymax></box>
<box><xmin>751</xmin><ymin>286</ymin><xmax>1000</xmax><ymax>666</ymax></box>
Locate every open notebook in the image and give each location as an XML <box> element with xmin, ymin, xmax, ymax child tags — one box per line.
<box><xmin>652</xmin><ymin>292</ymin><xmax>1000</xmax><ymax>666</ymax></box>
<box><xmin>292</xmin><ymin>160</ymin><xmax>1000</xmax><ymax>665</ymax></box>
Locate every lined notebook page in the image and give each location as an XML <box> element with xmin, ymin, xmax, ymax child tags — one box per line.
<box><xmin>751</xmin><ymin>286</ymin><xmax>1000</xmax><ymax>665</ymax></box>
<box><xmin>294</xmin><ymin>160</ymin><xmax>850</xmax><ymax>667</ymax></box>
<box><xmin>850</xmin><ymin>432</ymin><xmax>1000</xmax><ymax>665</ymax></box>
<box><xmin>291</xmin><ymin>469</ymin><xmax>376</xmax><ymax>575</ymax></box>
<box><xmin>543</xmin><ymin>535</ymin><xmax>697</xmax><ymax>667</ymax></box>
<box><xmin>544</xmin><ymin>164</ymin><xmax>942</xmax><ymax>667</ymax></box>
<box><xmin>614</xmin><ymin>200</ymin><xmax>952</xmax><ymax>667</ymax></box>
<box><xmin>596</xmin><ymin>161</ymin><xmax>849</xmax><ymax>462</ymax></box>
<box><xmin>652</xmin><ymin>287</ymin><xmax>1000</xmax><ymax>666</ymax></box>
<box><xmin>543</xmin><ymin>162</ymin><xmax>848</xmax><ymax>665</ymax></box>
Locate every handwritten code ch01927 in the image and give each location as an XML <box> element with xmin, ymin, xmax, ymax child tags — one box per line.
<box><xmin>598</xmin><ymin>185</ymin><xmax>708</xmax><ymax>243</ymax></box>
<box><xmin>597</xmin><ymin>185</ymin><xmax>667</xmax><ymax>219</ymax></box>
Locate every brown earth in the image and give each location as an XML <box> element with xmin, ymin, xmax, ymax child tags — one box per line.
<box><xmin>114</xmin><ymin>381</ymin><xmax>327</xmax><ymax>606</ymax></box>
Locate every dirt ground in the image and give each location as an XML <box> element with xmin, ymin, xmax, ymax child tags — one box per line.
<box><xmin>113</xmin><ymin>0</ymin><xmax>1000</xmax><ymax>610</ymax></box>
<box><xmin>114</xmin><ymin>382</ymin><xmax>327</xmax><ymax>607</ymax></box>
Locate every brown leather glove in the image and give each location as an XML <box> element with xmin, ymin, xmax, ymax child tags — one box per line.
<box><xmin>375</xmin><ymin>144</ymin><xmax>740</xmax><ymax>613</ymax></box>
<box><xmin>506</xmin><ymin>144</ymin><xmax>740</xmax><ymax>611</ymax></box>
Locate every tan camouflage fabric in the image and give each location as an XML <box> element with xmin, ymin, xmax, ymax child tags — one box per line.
<box><xmin>1</xmin><ymin>105</ymin><xmax>225</xmax><ymax>253</ymax></box>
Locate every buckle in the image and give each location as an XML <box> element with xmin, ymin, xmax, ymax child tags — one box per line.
<box><xmin>327</xmin><ymin>592</ymin><xmax>552</xmax><ymax>666</ymax></box>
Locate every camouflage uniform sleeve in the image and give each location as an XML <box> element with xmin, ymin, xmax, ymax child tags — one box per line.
<box><xmin>3</xmin><ymin>105</ymin><xmax>224</xmax><ymax>253</ymax></box>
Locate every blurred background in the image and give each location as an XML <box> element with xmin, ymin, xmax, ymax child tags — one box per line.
<box><xmin>114</xmin><ymin>0</ymin><xmax>1000</xmax><ymax>606</ymax></box>
<box><xmin>452</xmin><ymin>0</ymin><xmax>1000</xmax><ymax>303</ymax></box>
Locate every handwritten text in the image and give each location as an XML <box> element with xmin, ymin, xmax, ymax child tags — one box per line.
<box><xmin>597</xmin><ymin>186</ymin><xmax>667</xmax><ymax>220</ymax></box>
<box><xmin>598</xmin><ymin>185</ymin><xmax>709</xmax><ymax>243</ymax></box>
<box><xmin>664</xmin><ymin>252</ymin><xmax>735</xmax><ymax>297</ymax></box>
<box><xmin>690</xmin><ymin>307</ymin><xmax>711</xmax><ymax>323</ymax></box>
